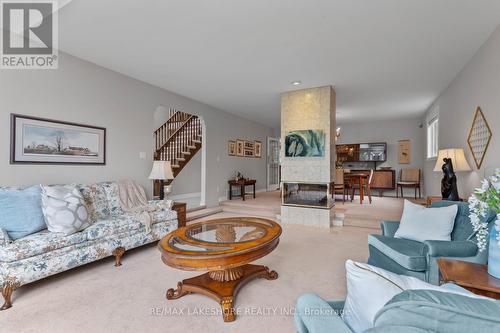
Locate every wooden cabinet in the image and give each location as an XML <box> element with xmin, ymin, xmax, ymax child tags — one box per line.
<box><xmin>336</xmin><ymin>142</ymin><xmax>387</xmax><ymax>164</ymax></box>
<box><xmin>350</xmin><ymin>169</ymin><xmax>395</xmax><ymax>196</ymax></box>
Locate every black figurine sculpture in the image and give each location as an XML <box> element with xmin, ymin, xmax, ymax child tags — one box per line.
<box><xmin>441</xmin><ymin>158</ymin><xmax>460</xmax><ymax>201</ymax></box>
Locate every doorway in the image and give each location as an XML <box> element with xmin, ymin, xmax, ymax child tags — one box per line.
<box><xmin>266</xmin><ymin>137</ymin><xmax>280</xmax><ymax>191</ymax></box>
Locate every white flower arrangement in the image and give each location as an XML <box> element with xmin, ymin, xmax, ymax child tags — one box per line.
<box><xmin>468</xmin><ymin>169</ymin><xmax>500</xmax><ymax>252</ymax></box>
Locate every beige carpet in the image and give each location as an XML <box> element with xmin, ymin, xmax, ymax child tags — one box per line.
<box><xmin>1</xmin><ymin>217</ymin><xmax>378</xmax><ymax>333</ymax></box>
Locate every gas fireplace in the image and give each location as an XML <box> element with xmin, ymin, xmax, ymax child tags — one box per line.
<box><xmin>282</xmin><ymin>182</ymin><xmax>334</xmax><ymax>209</ymax></box>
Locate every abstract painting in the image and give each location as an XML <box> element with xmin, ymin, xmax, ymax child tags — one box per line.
<box><xmin>11</xmin><ymin>114</ymin><xmax>106</xmax><ymax>164</ymax></box>
<box><xmin>285</xmin><ymin>129</ymin><xmax>325</xmax><ymax>157</ymax></box>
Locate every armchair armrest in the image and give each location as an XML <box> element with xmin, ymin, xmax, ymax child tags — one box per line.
<box><xmin>423</xmin><ymin>240</ymin><xmax>478</xmax><ymax>257</ymax></box>
<box><xmin>380</xmin><ymin>221</ymin><xmax>400</xmax><ymax>237</ymax></box>
<box><xmin>295</xmin><ymin>293</ymin><xmax>353</xmax><ymax>333</ymax></box>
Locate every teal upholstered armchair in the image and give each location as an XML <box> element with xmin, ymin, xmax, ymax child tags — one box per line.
<box><xmin>367</xmin><ymin>201</ymin><xmax>497</xmax><ymax>285</ymax></box>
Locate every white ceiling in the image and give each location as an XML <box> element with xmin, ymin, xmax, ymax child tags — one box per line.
<box><xmin>58</xmin><ymin>0</ymin><xmax>500</xmax><ymax>127</ymax></box>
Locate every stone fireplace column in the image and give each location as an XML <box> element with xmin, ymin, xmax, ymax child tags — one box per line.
<box><xmin>280</xmin><ymin>86</ymin><xmax>336</xmax><ymax>228</ymax></box>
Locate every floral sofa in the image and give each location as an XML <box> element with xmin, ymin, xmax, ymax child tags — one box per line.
<box><xmin>0</xmin><ymin>181</ymin><xmax>178</xmax><ymax>310</ymax></box>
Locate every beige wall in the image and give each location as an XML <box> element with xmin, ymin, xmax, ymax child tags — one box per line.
<box><xmin>0</xmin><ymin>52</ymin><xmax>274</xmax><ymax>207</ymax></box>
<box><xmin>423</xmin><ymin>25</ymin><xmax>500</xmax><ymax>198</ymax></box>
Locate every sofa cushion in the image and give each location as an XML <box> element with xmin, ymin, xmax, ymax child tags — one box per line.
<box><xmin>0</xmin><ymin>229</ymin><xmax>87</xmax><ymax>262</ymax></box>
<box><xmin>79</xmin><ymin>183</ymin><xmax>111</xmax><ymax>222</ymax></box>
<box><xmin>368</xmin><ymin>234</ymin><xmax>427</xmax><ymax>271</ymax></box>
<box><xmin>85</xmin><ymin>216</ymin><xmax>143</xmax><ymax>240</ymax></box>
<box><xmin>0</xmin><ymin>185</ymin><xmax>47</xmax><ymax>240</ymax></box>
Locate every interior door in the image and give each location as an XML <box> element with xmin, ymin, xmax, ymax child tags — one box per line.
<box><xmin>267</xmin><ymin>137</ymin><xmax>280</xmax><ymax>191</ymax></box>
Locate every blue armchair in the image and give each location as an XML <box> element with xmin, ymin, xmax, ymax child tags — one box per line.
<box><xmin>367</xmin><ymin>201</ymin><xmax>497</xmax><ymax>285</ymax></box>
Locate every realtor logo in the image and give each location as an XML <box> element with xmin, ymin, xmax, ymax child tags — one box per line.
<box><xmin>1</xmin><ymin>0</ymin><xmax>58</xmax><ymax>69</ymax></box>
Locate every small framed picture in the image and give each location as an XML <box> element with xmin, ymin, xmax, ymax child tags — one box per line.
<box><xmin>244</xmin><ymin>140</ymin><xmax>254</xmax><ymax>150</ymax></box>
<box><xmin>254</xmin><ymin>140</ymin><xmax>262</xmax><ymax>158</ymax></box>
<box><xmin>228</xmin><ymin>140</ymin><xmax>236</xmax><ymax>156</ymax></box>
<box><xmin>244</xmin><ymin>149</ymin><xmax>254</xmax><ymax>157</ymax></box>
<box><xmin>236</xmin><ymin>139</ymin><xmax>244</xmax><ymax>156</ymax></box>
<box><xmin>10</xmin><ymin>114</ymin><xmax>106</xmax><ymax>165</ymax></box>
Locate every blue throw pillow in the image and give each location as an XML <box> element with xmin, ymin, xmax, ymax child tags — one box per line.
<box><xmin>0</xmin><ymin>185</ymin><xmax>46</xmax><ymax>240</ymax></box>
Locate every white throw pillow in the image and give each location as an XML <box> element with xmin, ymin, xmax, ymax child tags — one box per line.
<box><xmin>341</xmin><ymin>260</ymin><xmax>477</xmax><ymax>333</ymax></box>
<box><xmin>394</xmin><ymin>199</ymin><xmax>457</xmax><ymax>242</ymax></box>
<box><xmin>41</xmin><ymin>184</ymin><xmax>90</xmax><ymax>235</ymax></box>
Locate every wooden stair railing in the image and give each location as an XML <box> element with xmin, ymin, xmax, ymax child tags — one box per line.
<box><xmin>153</xmin><ymin>111</ymin><xmax>202</xmax><ymax>196</ymax></box>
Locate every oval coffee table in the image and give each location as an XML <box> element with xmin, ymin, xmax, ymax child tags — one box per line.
<box><xmin>158</xmin><ymin>217</ymin><xmax>282</xmax><ymax>322</ymax></box>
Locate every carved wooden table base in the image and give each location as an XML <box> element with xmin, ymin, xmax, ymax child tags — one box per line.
<box><xmin>166</xmin><ymin>264</ymin><xmax>278</xmax><ymax>322</ymax></box>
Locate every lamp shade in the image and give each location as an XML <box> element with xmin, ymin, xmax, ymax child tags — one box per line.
<box><xmin>148</xmin><ymin>160</ymin><xmax>174</xmax><ymax>180</ymax></box>
<box><xmin>433</xmin><ymin>148</ymin><xmax>471</xmax><ymax>172</ymax></box>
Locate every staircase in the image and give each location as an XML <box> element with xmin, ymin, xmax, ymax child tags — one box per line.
<box><xmin>153</xmin><ymin>109</ymin><xmax>202</xmax><ymax>196</ymax></box>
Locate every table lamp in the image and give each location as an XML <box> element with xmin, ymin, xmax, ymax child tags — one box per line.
<box><xmin>433</xmin><ymin>148</ymin><xmax>471</xmax><ymax>201</ymax></box>
<box><xmin>149</xmin><ymin>160</ymin><xmax>174</xmax><ymax>200</ymax></box>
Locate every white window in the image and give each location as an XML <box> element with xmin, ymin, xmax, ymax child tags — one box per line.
<box><xmin>427</xmin><ymin>117</ymin><xmax>439</xmax><ymax>158</ymax></box>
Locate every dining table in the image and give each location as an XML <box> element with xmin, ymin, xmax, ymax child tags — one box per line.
<box><xmin>344</xmin><ymin>172</ymin><xmax>370</xmax><ymax>204</ymax></box>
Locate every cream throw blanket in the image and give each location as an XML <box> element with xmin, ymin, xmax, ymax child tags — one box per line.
<box><xmin>117</xmin><ymin>179</ymin><xmax>171</xmax><ymax>233</ymax></box>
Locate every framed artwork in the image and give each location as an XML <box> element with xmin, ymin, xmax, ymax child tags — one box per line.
<box><xmin>236</xmin><ymin>139</ymin><xmax>245</xmax><ymax>156</ymax></box>
<box><xmin>398</xmin><ymin>139</ymin><xmax>411</xmax><ymax>164</ymax></box>
<box><xmin>285</xmin><ymin>129</ymin><xmax>325</xmax><ymax>157</ymax></box>
<box><xmin>254</xmin><ymin>140</ymin><xmax>262</xmax><ymax>158</ymax></box>
<box><xmin>228</xmin><ymin>140</ymin><xmax>236</xmax><ymax>156</ymax></box>
<box><xmin>467</xmin><ymin>107</ymin><xmax>492</xmax><ymax>169</ymax></box>
<box><xmin>10</xmin><ymin>114</ymin><xmax>106</xmax><ymax>165</ymax></box>
<box><xmin>244</xmin><ymin>149</ymin><xmax>254</xmax><ymax>157</ymax></box>
<box><xmin>244</xmin><ymin>140</ymin><xmax>254</xmax><ymax>150</ymax></box>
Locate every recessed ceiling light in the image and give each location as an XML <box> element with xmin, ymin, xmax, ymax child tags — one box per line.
<box><xmin>291</xmin><ymin>80</ymin><xmax>302</xmax><ymax>86</ymax></box>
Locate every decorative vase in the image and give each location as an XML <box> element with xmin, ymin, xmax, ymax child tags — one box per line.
<box><xmin>488</xmin><ymin>219</ymin><xmax>500</xmax><ymax>279</ymax></box>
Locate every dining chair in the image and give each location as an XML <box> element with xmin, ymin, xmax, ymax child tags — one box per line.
<box><xmin>333</xmin><ymin>168</ymin><xmax>346</xmax><ymax>203</ymax></box>
<box><xmin>350</xmin><ymin>169</ymin><xmax>374</xmax><ymax>204</ymax></box>
<box><xmin>396</xmin><ymin>168</ymin><xmax>421</xmax><ymax>199</ymax></box>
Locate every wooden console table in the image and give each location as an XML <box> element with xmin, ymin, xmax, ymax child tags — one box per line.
<box><xmin>228</xmin><ymin>179</ymin><xmax>256</xmax><ymax>201</ymax></box>
<box><xmin>438</xmin><ymin>259</ymin><xmax>500</xmax><ymax>299</ymax></box>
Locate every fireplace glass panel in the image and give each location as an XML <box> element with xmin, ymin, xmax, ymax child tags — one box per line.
<box><xmin>282</xmin><ymin>182</ymin><xmax>333</xmax><ymax>208</ymax></box>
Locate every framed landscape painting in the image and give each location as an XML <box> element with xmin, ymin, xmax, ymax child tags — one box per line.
<box><xmin>10</xmin><ymin>114</ymin><xmax>106</xmax><ymax>165</ymax></box>
<box><xmin>285</xmin><ymin>129</ymin><xmax>325</xmax><ymax>157</ymax></box>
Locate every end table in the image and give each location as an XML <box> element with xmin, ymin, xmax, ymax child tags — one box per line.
<box><xmin>172</xmin><ymin>202</ymin><xmax>187</xmax><ymax>228</ymax></box>
<box><xmin>437</xmin><ymin>258</ymin><xmax>500</xmax><ymax>299</ymax></box>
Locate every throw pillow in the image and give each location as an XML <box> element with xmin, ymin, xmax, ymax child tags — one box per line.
<box><xmin>394</xmin><ymin>199</ymin><xmax>458</xmax><ymax>242</ymax></box>
<box><xmin>41</xmin><ymin>185</ymin><xmax>90</xmax><ymax>235</ymax></box>
<box><xmin>79</xmin><ymin>183</ymin><xmax>111</xmax><ymax>222</ymax></box>
<box><xmin>341</xmin><ymin>260</ymin><xmax>477</xmax><ymax>333</ymax></box>
<box><xmin>102</xmin><ymin>182</ymin><xmax>124</xmax><ymax>216</ymax></box>
<box><xmin>0</xmin><ymin>185</ymin><xmax>46</xmax><ymax>240</ymax></box>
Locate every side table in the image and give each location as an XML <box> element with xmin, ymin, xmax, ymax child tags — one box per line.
<box><xmin>172</xmin><ymin>202</ymin><xmax>187</xmax><ymax>228</ymax></box>
<box><xmin>437</xmin><ymin>258</ymin><xmax>500</xmax><ymax>299</ymax></box>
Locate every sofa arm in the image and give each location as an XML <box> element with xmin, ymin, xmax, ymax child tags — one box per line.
<box><xmin>295</xmin><ymin>293</ymin><xmax>353</xmax><ymax>333</ymax></box>
<box><xmin>380</xmin><ymin>221</ymin><xmax>400</xmax><ymax>237</ymax></box>
<box><xmin>424</xmin><ymin>240</ymin><xmax>478</xmax><ymax>257</ymax></box>
<box><xmin>0</xmin><ymin>228</ymin><xmax>11</xmax><ymax>246</ymax></box>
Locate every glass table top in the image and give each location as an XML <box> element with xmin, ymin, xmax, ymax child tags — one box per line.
<box><xmin>165</xmin><ymin>218</ymin><xmax>277</xmax><ymax>253</ymax></box>
<box><xmin>187</xmin><ymin>222</ymin><xmax>267</xmax><ymax>244</ymax></box>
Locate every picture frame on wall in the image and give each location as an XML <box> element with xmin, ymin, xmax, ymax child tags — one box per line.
<box><xmin>244</xmin><ymin>148</ymin><xmax>255</xmax><ymax>157</ymax></box>
<box><xmin>398</xmin><ymin>139</ymin><xmax>411</xmax><ymax>164</ymax></box>
<box><xmin>228</xmin><ymin>140</ymin><xmax>236</xmax><ymax>156</ymax></box>
<box><xmin>254</xmin><ymin>140</ymin><xmax>262</xmax><ymax>158</ymax></box>
<box><xmin>244</xmin><ymin>140</ymin><xmax>254</xmax><ymax>150</ymax></box>
<box><xmin>10</xmin><ymin>114</ymin><xmax>106</xmax><ymax>165</ymax></box>
<box><xmin>236</xmin><ymin>139</ymin><xmax>245</xmax><ymax>156</ymax></box>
